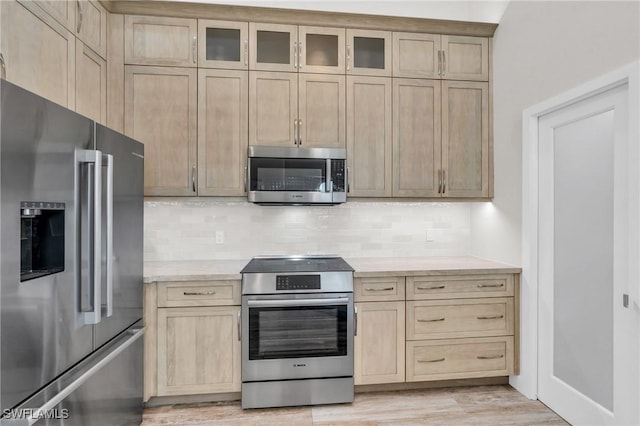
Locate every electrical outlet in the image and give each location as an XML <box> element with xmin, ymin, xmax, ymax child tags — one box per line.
<box><xmin>426</xmin><ymin>229</ymin><xmax>435</xmax><ymax>242</ymax></box>
<box><xmin>215</xmin><ymin>230</ymin><xmax>225</xmax><ymax>244</ymax></box>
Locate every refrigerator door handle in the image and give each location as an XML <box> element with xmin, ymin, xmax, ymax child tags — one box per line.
<box><xmin>102</xmin><ymin>153</ymin><xmax>114</xmax><ymax>317</ymax></box>
<box><xmin>76</xmin><ymin>149</ymin><xmax>102</xmax><ymax>325</ymax></box>
<box><xmin>13</xmin><ymin>328</ymin><xmax>145</xmax><ymax>426</ymax></box>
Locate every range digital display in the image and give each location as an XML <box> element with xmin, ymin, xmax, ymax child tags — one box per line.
<box><xmin>276</xmin><ymin>274</ymin><xmax>321</xmax><ymax>291</ymax></box>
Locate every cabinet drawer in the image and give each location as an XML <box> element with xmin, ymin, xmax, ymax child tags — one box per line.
<box><xmin>406</xmin><ymin>336</ymin><xmax>514</xmax><ymax>381</ymax></box>
<box><xmin>406</xmin><ymin>298</ymin><xmax>514</xmax><ymax>340</ymax></box>
<box><xmin>407</xmin><ymin>274</ymin><xmax>514</xmax><ymax>300</ymax></box>
<box><xmin>354</xmin><ymin>276</ymin><xmax>405</xmax><ymax>301</ymax></box>
<box><xmin>157</xmin><ymin>281</ymin><xmax>240</xmax><ymax>307</ymax></box>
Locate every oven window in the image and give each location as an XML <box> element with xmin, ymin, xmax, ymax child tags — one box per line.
<box><xmin>248</xmin><ymin>305</ymin><xmax>347</xmax><ymax>360</ymax></box>
<box><xmin>250</xmin><ymin>158</ymin><xmax>327</xmax><ymax>192</ymax></box>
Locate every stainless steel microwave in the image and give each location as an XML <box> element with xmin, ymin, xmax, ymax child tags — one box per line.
<box><xmin>247</xmin><ymin>146</ymin><xmax>347</xmax><ymax>205</ymax></box>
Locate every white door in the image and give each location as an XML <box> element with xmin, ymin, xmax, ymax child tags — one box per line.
<box><xmin>538</xmin><ymin>83</ymin><xmax>638</xmax><ymax>425</ymax></box>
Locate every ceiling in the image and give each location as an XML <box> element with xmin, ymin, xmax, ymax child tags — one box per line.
<box><xmin>166</xmin><ymin>0</ymin><xmax>510</xmax><ymax>23</ymax></box>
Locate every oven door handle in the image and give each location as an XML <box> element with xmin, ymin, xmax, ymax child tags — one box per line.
<box><xmin>246</xmin><ymin>298</ymin><xmax>350</xmax><ymax>308</ymax></box>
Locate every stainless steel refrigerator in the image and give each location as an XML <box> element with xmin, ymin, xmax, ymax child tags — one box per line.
<box><xmin>0</xmin><ymin>80</ymin><xmax>144</xmax><ymax>425</ymax></box>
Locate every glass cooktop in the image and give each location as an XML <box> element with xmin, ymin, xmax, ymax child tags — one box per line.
<box><xmin>241</xmin><ymin>255</ymin><xmax>354</xmax><ymax>274</ymax></box>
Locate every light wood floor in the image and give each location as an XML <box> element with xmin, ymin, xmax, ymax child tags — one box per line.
<box><xmin>142</xmin><ymin>385</ymin><xmax>568</xmax><ymax>425</ymax></box>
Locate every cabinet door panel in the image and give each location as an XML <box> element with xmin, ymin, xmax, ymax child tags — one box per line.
<box><xmin>157</xmin><ymin>306</ymin><xmax>241</xmax><ymax>395</ymax></box>
<box><xmin>442</xmin><ymin>81</ymin><xmax>489</xmax><ymax>197</ymax></box>
<box><xmin>2</xmin><ymin>1</ymin><xmax>75</xmax><ymax>109</ymax></box>
<box><xmin>393</xmin><ymin>79</ymin><xmax>441</xmax><ymax>197</ymax></box>
<box><xmin>346</xmin><ymin>29</ymin><xmax>391</xmax><ymax>77</ymax></box>
<box><xmin>393</xmin><ymin>32</ymin><xmax>440</xmax><ymax>79</ymax></box>
<box><xmin>75</xmin><ymin>38</ymin><xmax>106</xmax><ymax>124</ymax></box>
<box><xmin>355</xmin><ymin>301</ymin><xmax>405</xmax><ymax>385</ymax></box>
<box><xmin>23</xmin><ymin>0</ymin><xmax>75</xmax><ymax>31</ymax></box>
<box><xmin>124</xmin><ymin>66</ymin><xmax>197</xmax><ymax>196</ymax></box>
<box><xmin>298</xmin><ymin>74</ymin><xmax>345</xmax><ymax>148</ymax></box>
<box><xmin>441</xmin><ymin>35</ymin><xmax>488</xmax><ymax>81</ymax></box>
<box><xmin>346</xmin><ymin>76</ymin><xmax>392</xmax><ymax>196</ymax></box>
<box><xmin>198</xmin><ymin>69</ymin><xmax>248</xmax><ymax>196</ymax></box>
<box><xmin>77</xmin><ymin>0</ymin><xmax>107</xmax><ymax>59</ymax></box>
<box><xmin>299</xmin><ymin>26</ymin><xmax>345</xmax><ymax>74</ymax></box>
<box><xmin>198</xmin><ymin>19</ymin><xmax>248</xmax><ymax>70</ymax></box>
<box><xmin>249</xmin><ymin>71</ymin><xmax>298</xmax><ymax>146</ymax></box>
<box><xmin>125</xmin><ymin>15</ymin><xmax>197</xmax><ymax>67</ymax></box>
<box><xmin>250</xmin><ymin>22</ymin><xmax>297</xmax><ymax>72</ymax></box>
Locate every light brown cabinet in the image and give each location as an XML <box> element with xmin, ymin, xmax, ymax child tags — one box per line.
<box><xmin>1</xmin><ymin>1</ymin><xmax>75</xmax><ymax>109</ymax></box>
<box><xmin>346</xmin><ymin>29</ymin><xmax>392</xmax><ymax>77</ymax></box>
<box><xmin>124</xmin><ymin>65</ymin><xmax>197</xmax><ymax>196</ymax></box>
<box><xmin>198</xmin><ymin>19</ymin><xmax>248</xmax><ymax>70</ymax></box>
<box><xmin>250</xmin><ymin>23</ymin><xmax>345</xmax><ymax>74</ymax></box>
<box><xmin>346</xmin><ymin>76</ymin><xmax>392</xmax><ymax>196</ymax></box>
<box><xmin>198</xmin><ymin>69</ymin><xmax>248</xmax><ymax>196</ymax></box>
<box><xmin>145</xmin><ymin>280</ymin><xmax>242</xmax><ymax>400</ymax></box>
<box><xmin>124</xmin><ymin>15</ymin><xmax>197</xmax><ymax>67</ymax></box>
<box><xmin>392</xmin><ymin>79</ymin><xmax>490</xmax><ymax>198</ymax></box>
<box><xmin>405</xmin><ymin>272</ymin><xmax>518</xmax><ymax>382</ymax></box>
<box><xmin>76</xmin><ymin>0</ymin><xmax>107</xmax><ymax>59</ymax></box>
<box><xmin>354</xmin><ymin>276</ymin><xmax>405</xmax><ymax>385</ymax></box>
<box><xmin>393</xmin><ymin>33</ymin><xmax>488</xmax><ymax>81</ymax></box>
<box><xmin>75</xmin><ymin>38</ymin><xmax>106</xmax><ymax>123</ymax></box>
<box><xmin>25</xmin><ymin>0</ymin><xmax>75</xmax><ymax>32</ymax></box>
<box><xmin>250</xmin><ymin>71</ymin><xmax>345</xmax><ymax>148</ymax></box>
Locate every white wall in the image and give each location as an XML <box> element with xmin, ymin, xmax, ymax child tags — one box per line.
<box><xmin>168</xmin><ymin>0</ymin><xmax>509</xmax><ymax>23</ymax></box>
<box><xmin>471</xmin><ymin>0</ymin><xmax>640</xmax><ymax>266</ymax></box>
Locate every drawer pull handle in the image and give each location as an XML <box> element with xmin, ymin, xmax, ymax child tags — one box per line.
<box><xmin>477</xmin><ymin>354</ymin><xmax>504</xmax><ymax>360</ymax></box>
<box><xmin>418</xmin><ymin>358</ymin><xmax>445</xmax><ymax>363</ymax></box>
<box><xmin>364</xmin><ymin>287</ymin><xmax>394</xmax><ymax>291</ymax></box>
<box><xmin>477</xmin><ymin>283</ymin><xmax>504</xmax><ymax>288</ymax></box>
<box><xmin>417</xmin><ymin>285</ymin><xmax>445</xmax><ymax>290</ymax></box>
<box><xmin>418</xmin><ymin>317</ymin><xmax>445</xmax><ymax>322</ymax></box>
<box><xmin>477</xmin><ymin>315</ymin><xmax>504</xmax><ymax>320</ymax></box>
<box><xmin>183</xmin><ymin>291</ymin><xmax>216</xmax><ymax>296</ymax></box>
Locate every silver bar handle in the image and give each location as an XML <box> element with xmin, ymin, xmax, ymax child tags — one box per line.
<box><xmin>298</xmin><ymin>41</ymin><xmax>303</xmax><ymax>70</ymax></box>
<box><xmin>293</xmin><ymin>41</ymin><xmax>298</xmax><ymax>69</ymax></box>
<box><xmin>417</xmin><ymin>285</ymin><xmax>445</xmax><ymax>290</ymax></box>
<box><xmin>442</xmin><ymin>169</ymin><xmax>446</xmax><ymax>193</ymax></box>
<box><xmin>298</xmin><ymin>119</ymin><xmax>303</xmax><ymax>146</ymax></box>
<box><xmin>417</xmin><ymin>317</ymin><xmax>445</xmax><ymax>322</ymax></box>
<box><xmin>346</xmin><ymin>44</ymin><xmax>351</xmax><ymax>71</ymax></box>
<box><xmin>247</xmin><ymin>297</ymin><xmax>349</xmax><ymax>308</ymax></box>
<box><xmin>183</xmin><ymin>291</ymin><xmax>216</xmax><ymax>296</ymax></box>
<box><xmin>477</xmin><ymin>354</ymin><xmax>504</xmax><ymax>360</ymax></box>
<box><xmin>477</xmin><ymin>315</ymin><xmax>504</xmax><ymax>320</ymax></box>
<box><xmin>76</xmin><ymin>0</ymin><xmax>83</xmax><ymax>34</ymax></box>
<box><xmin>325</xmin><ymin>158</ymin><xmax>332</xmax><ymax>193</ymax></box>
<box><xmin>244</xmin><ymin>39</ymin><xmax>248</xmax><ymax>66</ymax></box>
<box><xmin>623</xmin><ymin>293</ymin><xmax>629</xmax><ymax>308</ymax></box>
<box><xmin>437</xmin><ymin>50</ymin><xmax>442</xmax><ymax>76</ymax></box>
<box><xmin>346</xmin><ymin>166</ymin><xmax>350</xmax><ymax>193</ymax></box>
<box><xmin>478</xmin><ymin>283</ymin><xmax>504</xmax><ymax>288</ymax></box>
<box><xmin>20</xmin><ymin>328</ymin><xmax>144</xmax><ymax>426</ymax></box>
<box><xmin>364</xmin><ymin>287</ymin><xmax>394</xmax><ymax>291</ymax></box>
<box><xmin>437</xmin><ymin>169</ymin><xmax>442</xmax><ymax>193</ymax></box>
<box><xmin>243</xmin><ymin>165</ymin><xmax>248</xmax><ymax>193</ymax></box>
<box><xmin>191</xmin><ymin>165</ymin><xmax>196</xmax><ymax>193</ymax></box>
<box><xmin>418</xmin><ymin>358</ymin><xmax>445</xmax><ymax>363</ymax></box>
<box><xmin>237</xmin><ymin>311</ymin><xmax>241</xmax><ymax>341</ymax></box>
<box><xmin>0</xmin><ymin>53</ymin><xmax>6</xmax><ymax>79</ymax></box>
<box><xmin>354</xmin><ymin>306</ymin><xmax>358</xmax><ymax>336</ymax></box>
<box><xmin>192</xmin><ymin>35</ymin><xmax>197</xmax><ymax>64</ymax></box>
<box><xmin>103</xmin><ymin>153</ymin><xmax>114</xmax><ymax>317</ymax></box>
<box><xmin>442</xmin><ymin>50</ymin><xmax>446</xmax><ymax>76</ymax></box>
<box><xmin>77</xmin><ymin>149</ymin><xmax>102</xmax><ymax>325</ymax></box>
<box><xmin>293</xmin><ymin>119</ymin><xmax>299</xmax><ymax>145</ymax></box>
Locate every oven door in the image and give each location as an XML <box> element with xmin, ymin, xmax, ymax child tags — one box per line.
<box><xmin>241</xmin><ymin>293</ymin><xmax>354</xmax><ymax>382</ymax></box>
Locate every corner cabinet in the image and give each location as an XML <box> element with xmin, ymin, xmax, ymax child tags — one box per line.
<box><xmin>145</xmin><ymin>280</ymin><xmax>242</xmax><ymax>400</ymax></box>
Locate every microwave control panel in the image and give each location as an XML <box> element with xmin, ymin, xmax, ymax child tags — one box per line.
<box><xmin>331</xmin><ymin>160</ymin><xmax>346</xmax><ymax>193</ymax></box>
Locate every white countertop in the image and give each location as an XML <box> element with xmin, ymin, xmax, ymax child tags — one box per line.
<box><xmin>144</xmin><ymin>256</ymin><xmax>520</xmax><ymax>283</ymax></box>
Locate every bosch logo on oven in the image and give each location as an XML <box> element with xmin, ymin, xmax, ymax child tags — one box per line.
<box><xmin>293</xmin><ymin>363</ymin><xmax>307</xmax><ymax>368</ymax></box>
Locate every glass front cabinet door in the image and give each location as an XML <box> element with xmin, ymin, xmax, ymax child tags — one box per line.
<box><xmin>198</xmin><ymin>20</ymin><xmax>249</xmax><ymax>69</ymax></box>
<box><xmin>346</xmin><ymin>29</ymin><xmax>392</xmax><ymax>77</ymax></box>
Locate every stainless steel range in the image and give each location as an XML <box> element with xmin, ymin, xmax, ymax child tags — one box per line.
<box><xmin>240</xmin><ymin>255</ymin><xmax>355</xmax><ymax>409</ymax></box>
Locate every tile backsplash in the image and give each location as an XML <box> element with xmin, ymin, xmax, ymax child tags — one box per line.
<box><xmin>144</xmin><ymin>198</ymin><xmax>472</xmax><ymax>261</ymax></box>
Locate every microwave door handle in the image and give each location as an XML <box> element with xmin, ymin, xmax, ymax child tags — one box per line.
<box><xmin>326</xmin><ymin>159</ymin><xmax>332</xmax><ymax>193</ymax></box>
<box><xmin>102</xmin><ymin>153</ymin><xmax>114</xmax><ymax>317</ymax></box>
<box><xmin>76</xmin><ymin>149</ymin><xmax>102</xmax><ymax>325</ymax></box>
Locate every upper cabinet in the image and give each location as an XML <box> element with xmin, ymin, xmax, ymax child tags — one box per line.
<box><xmin>124</xmin><ymin>15</ymin><xmax>197</xmax><ymax>67</ymax></box>
<box><xmin>393</xmin><ymin>33</ymin><xmax>488</xmax><ymax>81</ymax></box>
<box><xmin>76</xmin><ymin>0</ymin><xmax>107</xmax><ymax>59</ymax></box>
<box><xmin>250</xmin><ymin>23</ymin><xmax>345</xmax><ymax>74</ymax></box>
<box><xmin>346</xmin><ymin>29</ymin><xmax>392</xmax><ymax>77</ymax></box>
<box><xmin>198</xmin><ymin>19</ymin><xmax>248</xmax><ymax>70</ymax></box>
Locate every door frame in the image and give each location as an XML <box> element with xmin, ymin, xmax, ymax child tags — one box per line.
<box><xmin>518</xmin><ymin>60</ymin><xmax>640</xmax><ymax>411</ymax></box>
